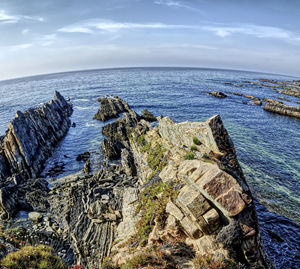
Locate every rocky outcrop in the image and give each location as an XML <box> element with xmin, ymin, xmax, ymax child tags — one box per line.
<box><xmin>264</xmin><ymin>103</ymin><xmax>300</xmax><ymax>118</ymax></box>
<box><xmin>99</xmin><ymin>97</ymin><xmax>140</xmax><ymax>160</ymax></box>
<box><xmin>110</xmin><ymin>113</ymin><xmax>272</xmax><ymax>269</ymax></box>
<box><xmin>0</xmin><ymin>91</ymin><xmax>72</xmax><ymax>181</ymax></box>
<box><xmin>93</xmin><ymin>96</ymin><xmax>131</xmax><ymax>121</ymax></box>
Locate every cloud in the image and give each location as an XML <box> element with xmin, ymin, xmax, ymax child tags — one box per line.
<box><xmin>154</xmin><ymin>0</ymin><xmax>202</xmax><ymax>12</ymax></box>
<box><xmin>12</xmin><ymin>43</ymin><xmax>33</xmax><ymax>49</ymax></box>
<box><xmin>0</xmin><ymin>10</ymin><xmax>44</xmax><ymax>24</ymax></box>
<box><xmin>58</xmin><ymin>19</ymin><xmax>194</xmax><ymax>34</ymax></box>
<box><xmin>0</xmin><ymin>10</ymin><xmax>18</xmax><ymax>23</ymax></box>
<box><xmin>203</xmin><ymin>24</ymin><xmax>299</xmax><ymax>41</ymax></box>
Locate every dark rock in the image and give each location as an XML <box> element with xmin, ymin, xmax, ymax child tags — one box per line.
<box><xmin>205</xmin><ymin>91</ymin><xmax>227</xmax><ymax>98</ymax></box>
<box><xmin>76</xmin><ymin>152</ymin><xmax>90</xmax><ymax>162</ymax></box>
<box><xmin>0</xmin><ymin>186</ymin><xmax>18</xmax><ymax>219</ymax></box>
<box><xmin>72</xmin><ymin>122</ymin><xmax>76</xmax><ymax>127</ymax></box>
<box><xmin>93</xmin><ymin>96</ymin><xmax>131</xmax><ymax>121</ymax></box>
<box><xmin>141</xmin><ymin>109</ymin><xmax>157</xmax><ymax>122</ymax></box>
<box><xmin>264</xmin><ymin>103</ymin><xmax>300</xmax><ymax>118</ymax></box>
<box><xmin>46</xmin><ymin>163</ymin><xmax>65</xmax><ymax>177</ymax></box>
<box><xmin>102</xmin><ymin>139</ymin><xmax>123</xmax><ymax>160</ymax></box>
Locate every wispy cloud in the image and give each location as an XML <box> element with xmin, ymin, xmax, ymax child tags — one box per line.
<box><xmin>203</xmin><ymin>24</ymin><xmax>298</xmax><ymax>40</ymax></box>
<box><xmin>58</xmin><ymin>19</ymin><xmax>194</xmax><ymax>34</ymax></box>
<box><xmin>154</xmin><ymin>0</ymin><xmax>202</xmax><ymax>12</ymax></box>
<box><xmin>0</xmin><ymin>10</ymin><xmax>44</xmax><ymax>24</ymax></box>
<box><xmin>12</xmin><ymin>43</ymin><xmax>33</xmax><ymax>50</ymax></box>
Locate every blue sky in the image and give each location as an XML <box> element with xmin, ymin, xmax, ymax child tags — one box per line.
<box><xmin>0</xmin><ymin>0</ymin><xmax>300</xmax><ymax>80</ymax></box>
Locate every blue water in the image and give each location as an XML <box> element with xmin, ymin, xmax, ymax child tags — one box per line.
<box><xmin>0</xmin><ymin>67</ymin><xmax>299</xmax><ymax>268</ymax></box>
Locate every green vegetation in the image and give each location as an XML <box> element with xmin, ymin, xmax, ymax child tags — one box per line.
<box><xmin>193</xmin><ymin>253</ymin><xmax>236</xmax><ymax>269</ymax></box>
<box><xmin>193</xmin><ymin>136</ymin><xmax>202</xmax><ymax>145</ymax></box>
<box><xmin>0</xmin><ymin>245</ymin><xmax>66</xmax><ymax>269</ymax></box>
<box><xmin>190</xmin><ymin>145</ymin><xmax>198</xmax><ymax>151</ymax></box>
<box><xmin>136</xmin><ymin>134</ymin><xmax>146</xmax><ymax>147</ymax></box>
<box><xmin>141</xmin><ymin>142</ymin><xmax>151</xmax><ymax>153</ymax></box>
<box><xmin>134</xmin><ymin>182</ymin><xmax>179</xmax><ymax>247</ymax></box>
<box><xmin>184</xmin><ymin>152</ymin><xmax>196</xmax><ymax>160</ymax></box>
<box><xmin>0</xmin><ymin>225</ymin><xmax>27</xmax><ymax>248</ymax></box>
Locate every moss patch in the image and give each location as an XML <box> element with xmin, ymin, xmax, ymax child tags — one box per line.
<box><xmin>193</xmin><ymin>136</ymin><xmax>202</xmax><ymax>145</ymax></box>
<box><xmin>184</xmin><ymin>152</ymin><xmax>196</xmax><ymax>160</ymax></box>
<box><xmin>0</xmin><ymin>245</ymin><xmax>66</xmax><ymax>269</ymax></box>
<box><xmin>134</xmin><ymin>182</ymin><xmax>179</xmax><ymax>247</ymax></box>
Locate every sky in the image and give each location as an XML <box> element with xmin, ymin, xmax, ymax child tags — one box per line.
<box><xmin>0</xmin><ymin>0</ymin><xmax>300</xmax><ymax>80</ymax></box>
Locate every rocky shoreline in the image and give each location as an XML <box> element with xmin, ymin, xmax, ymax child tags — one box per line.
<box><xmin>205</xmin><ymin>78</ymin><xmax>300</xmax><ymax>119</ymax></box>
<box><xmin>0</xmin><ymin>93</ymin><xmax>273</xmax><ymax>268</ymax></box>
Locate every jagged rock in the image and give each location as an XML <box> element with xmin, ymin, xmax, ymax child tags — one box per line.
<box><xmin>93</xmin><ymin>96</ymin><xmax>131</xmax><ymax>121</ymax></box>
<box><xmin>205</xmin><ymin>91</ymin><xmax>227</xmax><ymax>98</ymax></box>
<box><xmin>264</xmin><ymin>102</ymin><xmax>300</xmax><ymax>118</ymax></box>
<box><xmin>0</xmin><ymin>91</ymin><xmax>72</xmax><ymax>180</ymax></box>
<box><xmin>121</xmin><ymin>148</ymin><xmax>136</xmax><ymax>176</ymax></box>
<box><xmin>141</xmin><ymin>109</ymin><xmax>157</xmax><ymax>122</ymax></box>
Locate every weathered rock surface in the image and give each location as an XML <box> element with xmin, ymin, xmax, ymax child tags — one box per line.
<box><xmin>264</xmin><ymin>102</ymin><xmax>300</xmax><ymax>118</ymax></box>
<box><xmin>0</xmin><ymin>91</ymin><xmax>72</xmax><ymax>181</ymax></box>
<box><xmin>93</xmin><ymin>96</ymin><xmax>131</xmax><ymax>121</ymax></box>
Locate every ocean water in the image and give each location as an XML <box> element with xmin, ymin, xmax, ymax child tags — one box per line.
<box><xmin>0</xmin><ymin>67</ymin><xmax>299</xmax><ymax>268</ymax></box>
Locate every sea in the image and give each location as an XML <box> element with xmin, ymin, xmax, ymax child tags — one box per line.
<box><xmin>0</xmin><ymin>67</ymin><xmax>299</xmax><ymax>268</ymax></box>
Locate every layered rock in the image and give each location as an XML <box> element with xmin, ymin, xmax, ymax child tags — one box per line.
<box><xmin>0</xmin><ymin>91</ymin><xmax>73</xmax><ymax>181</ymax></box>
<box><xmin>264</xmin><ymin>102</ymin><xmax>300</xmax><ymax>118</ymax></box>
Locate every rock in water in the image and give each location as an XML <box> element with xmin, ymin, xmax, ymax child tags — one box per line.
<box><xmin>0</xmin><ymin>91</ymin><xmax>73</xmax><ymax>180</ymax></box>
<box><xmin>93</xmin><ymin>96</ymin><xmax>131</xmax><ymax>121</ymax></box>
<box><xmin>264</xmin><ymin>102</ymin><xmax>300</xmax><ymax>118</ymax></box>
<box><xmin>205</xmin><ymin>91</ymin><xmax>227</xmax><ymax>98</ymax></box>
<box><xmin>141</xmin><ymin>109</ymin><xmax>157</xmax><ymax>122</ymax></box>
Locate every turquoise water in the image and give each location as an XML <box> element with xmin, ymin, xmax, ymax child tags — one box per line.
<box><xmin>0</xmin><ymin>67</ymin><xmax>299</xmax><ymax>268</ymax></box>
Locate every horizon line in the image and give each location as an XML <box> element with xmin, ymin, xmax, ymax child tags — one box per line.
<box><xmin>0</xmin><ymin>65</ymin><xmax>299</xmax><ymax>83</ymax></box>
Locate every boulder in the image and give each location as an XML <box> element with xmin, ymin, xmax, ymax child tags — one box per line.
<box><xmin>205</xmin><ymin>91</ymin><xmax>227</xmax><ymax>98</ymax></box>
<box><xmin>28</xmin><ymin>212</ymin><xmax>43</xmax><ymax>222</ymax></box>
<box><xmin>141</xmin><ymin>109</ymin><xmax>157</xmax><ymax>122</ymax></box>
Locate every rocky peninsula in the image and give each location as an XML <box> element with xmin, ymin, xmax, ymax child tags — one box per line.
<box><xmin>0</xmin><ymin>93</ymin><xmax>273</xmax><ymax>268</ymax></box>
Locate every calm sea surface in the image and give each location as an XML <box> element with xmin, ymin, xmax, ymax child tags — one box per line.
<box><xmin>0</xmin><ymin>67</ymin><xmax>299</xmax><ymax>268</ymax></box>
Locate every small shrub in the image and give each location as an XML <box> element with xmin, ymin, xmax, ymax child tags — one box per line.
<box><xmin>0</xmin><ymin>245</ymin><xmax>66</xmax><ymax>269</ymax></box>
<box><xmin>141</xmin><ymin>142</ymin><xmax>151</xmax><ymax>153</ymax></box>
<box><xmin>190</xmin><ymin>145</ymin><xmax>198</xmax><ymax>151</ymax></box>
<box><xmin>193</xmin><ymin>136</ymin><xmax>202</xmax><ymax>145</ymax></box>
<box><xmin>184</xmin><ymin>152</ymin><xmax>195</xmax><ymax>160</ymax></box>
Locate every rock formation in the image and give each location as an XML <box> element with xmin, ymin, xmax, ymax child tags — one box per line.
<box><xmin>0</xmin><ymin>91</ymin><xmax>73</xmax><ymax>181</ymax></box>
<box><xmin>264</xmin><ymin>102</ymin><xmax>300</xmax><ymax>118</ymax></box>
<box><xmin>0</xmin><ymin>95</ymin><xmax>273</xmax><ymax>269</ymax></box>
